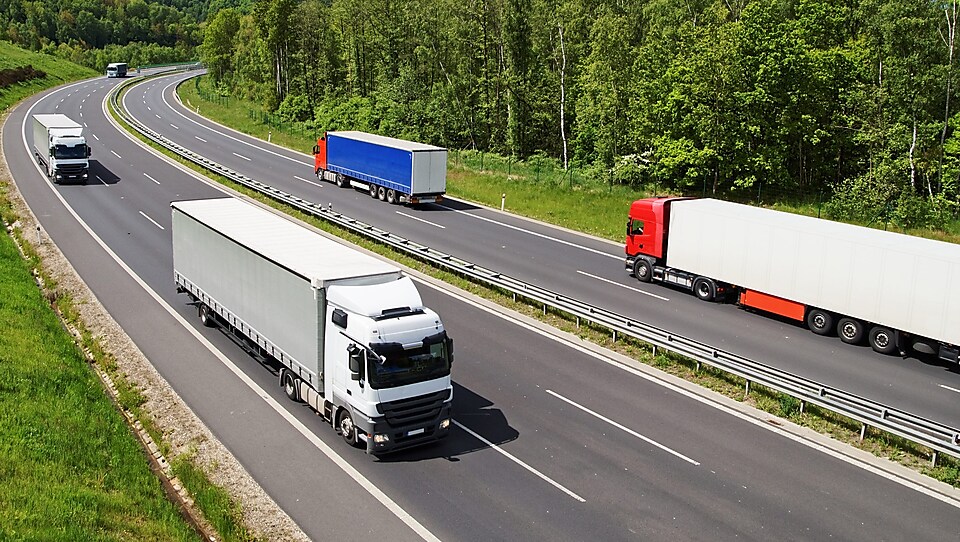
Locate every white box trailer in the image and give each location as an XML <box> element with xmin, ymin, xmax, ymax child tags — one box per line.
<box><xmin>625</xmin><ymin>197</ymin><xmax>960</xmax><ymax>361</ymax></box>
<box><xmin>172</xmin><ymin>198</ymin><xmax>453</xmax><ymax>453</ymax></box>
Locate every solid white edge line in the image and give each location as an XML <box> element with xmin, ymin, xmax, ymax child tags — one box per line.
<box><xmin>138</xmin><ymin>210</ymin><xmax>165</xmax><ymax>230</ymax></box>
<box><xmin>21</xmin><ymin>80</ymin><xmax>444</xmax><ymax>542</ymax></box>
<box><xmin>396</xmin><ymin>211</ymin><xmax>445</xmax><ymax>229</ymax></box>
<box><xmin>576</xmin><ymin>269</ymin><xmax>670</xmax><ymax>301</ymax></box>
<box><xmin>452</xmin><ymin>420</ymin><xmax>586</xmax><ymax>503</ymax></box>
<box><xmin>546</xmin><ymin>390</ymin><xmax>699</xmax><ymax>466</ymax></box>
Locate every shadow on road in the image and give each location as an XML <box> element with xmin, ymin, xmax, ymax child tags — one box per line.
<box><xmin>376</xmin><ymin>382</ymin><xmax>518</xmax><ymax>463</ymax></box>
<box><xmin>87</xmin><ymin>159</ymin><xmax>120</xmax><ymax>185</ymax></box>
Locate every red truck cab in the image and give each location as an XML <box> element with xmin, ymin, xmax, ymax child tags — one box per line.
<box><xmin>625</xmin><ymin>197</ymin><xmax>686</xmax><ymax>261</ymax></box>
<box><xmin>313</xmin><ymin>134</ymin><xmax>328</xmax><ymax>173</ymax></box>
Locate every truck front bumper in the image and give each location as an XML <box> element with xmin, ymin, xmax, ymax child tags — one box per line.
<box><xmin>359</xmin><ymin>402</ymin><xmax>452</xmax><ymax>455</ymax></box>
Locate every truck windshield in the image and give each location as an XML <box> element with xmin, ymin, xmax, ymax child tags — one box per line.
<box><xmin>368</xmin><ymin>332</ymin><xmax>451</xmax><ymax>389</ymax></box>
<box><xmin>54</xmin><ymin>144</ymin><xmax>87</xmax><ymax>159</ymax></box>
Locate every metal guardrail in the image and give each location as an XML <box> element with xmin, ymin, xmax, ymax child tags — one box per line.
<box><xmin>110</xmin><ymin>73</ymin><xmax>960</xmax><ymax>463</ymax></box>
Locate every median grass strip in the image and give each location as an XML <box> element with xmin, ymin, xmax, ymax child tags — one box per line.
<box><xmin>175</xmin><ymin>74</ymin><xmax>960</xmax><ymax>488</ymax></box>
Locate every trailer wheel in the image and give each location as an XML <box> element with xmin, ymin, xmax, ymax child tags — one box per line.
<box><xmin>693</xmin><ymin>277</ymin><xmax>716</xmax><ymax>302</ymax></box>
<box><xmin>377</xmin><ymin>186</ymin><xmax>387</xmax><ymax>201</ymax></box>
<box><xmin>633</xmin><ymin>259</ymin><xmax>652</xmax><ymax>283</ymax></box>
<box><xmin>199</xmin><ymin>304</ymin><xmax>216</xmax><ymax>328</ymax></box>
<box><xmin>338</xmin><ymin>410</ymin><xmax>358</xmax><ymax>447</ymax></box>
<box><xmin>806</xmin><ymin>309</ymin><xmax>833</xmax><ymax>336</ymax></box>
<box><xmin>386</xmin><ymin>189</ymin><xmax>397</xmax><ymax>204</ymax></box>
<box><xmin>335</xmin><ymin>173</ymin><xmax>349</xmax><ymax>188</ymax></box>
<box><xmin>837</xmin><ymin>318</ymin><xmax>865</xmax><ymax>345</ymax></box>
<box><xmin>281</xmin><ymin>371</ymin><xmax>300</xmax><ymax>402</ymax></box>
<box><xmin>869</xmin><ymin>326</ymin><xmax>898</xmax><ymax>355</ymax></box>
<box><xmin>369</xmin><ymin>183</ymin><xmax>378</xmax><ymax>198</ymax></box>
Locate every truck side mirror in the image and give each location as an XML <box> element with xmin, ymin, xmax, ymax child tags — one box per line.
<box><xmin>87</xmin><ymin>147</ymin><xmax>91</xmax><ymax>157</ymax></box>
<box><xmin>348</xmin><ymin>345</ymin><xmax>364</xmax><ymax>381</ymax></box>
<box><xmin>446</xmin><ymin>337</ymin><xmax>454</xmax><ymax>365</ymax></box>
<box><xmin>626</xmin><ymin>219</ymin><xmax>632</xmax><ymax>236</ymax></box>
<box><xmin>312</xmin><ymin>145</ymin><xmax>320</xmax><ymax>155</ymax></box>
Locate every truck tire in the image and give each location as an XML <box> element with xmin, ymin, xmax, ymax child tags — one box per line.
<box><xmin>693</xmin><ymin>277</ymin><xmax>716</xmax><ymax>302</ymax></box>
<box><xmin>338</xmin><ymin>410</ymin><xmax>358</xmax><ymax>447</ymax></box>
<box><xmin>837</xmin><ymin>317</ymin><xmax>865</xmax><ymax>345</ymax></box>
<box><xmin>281</xmin><ymin>371</ymin><xmax>300</xmax><ymax>402</ymax></box>
<box><xmin>386</xmin><ymin>189</ymin><xmax>397</xmax><ymax>204</ymax></box>
<box><xmin>199</xmin><ymin>304</ymin><xmax>216</xmax><ymax>327</ymax></box>
<box><xmin>869</xmin><ymin>326</ymin><xmax>898</xmax><ymax>355</ymax></box>
<box><xmin>335</xmin><ymin>173</ymin><xmax>349</xmax><ymax>188</ymax></box>
<box><xmin>806</xmin><ymin>308</ymin><xmax>833</xmax><ymax>336</ymax></box>
<box><xmin>377</xmin><ymin>186</ymin><xmax>387</xmax><ymax>201</ymax></box>
<box><xmin>369</xmin><ymin>183</ymin><xmax>378</xmax><ymax>198</ymax></box>
<box><xmin>633</xmin><ymin>259</ymin><xmax>652</xmax><ymax>283</ymax></box>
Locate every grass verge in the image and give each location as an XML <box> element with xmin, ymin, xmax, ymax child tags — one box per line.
<box><xmin>174</xmin><ymin>73</ymin><xmax>960</xmax><ymax>488</ymax></box>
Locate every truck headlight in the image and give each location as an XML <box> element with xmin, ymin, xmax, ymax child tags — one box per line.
<box><xmin>82</xmin><ymin>172</ymin><xmax>88</xmax><ymax>178</ymax></box>
<box><xmin>439</xmin><ymin>418</ymin><xmax>450</xmax><ymax>430</ymax></box>
<box><xmin>373</xmin><ymin>433</ymin><xmax>390</xmax><ymax>444</ymax></box>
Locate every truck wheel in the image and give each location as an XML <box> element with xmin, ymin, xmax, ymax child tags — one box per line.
<box><xmin>335</xmin><ymin>173</ymin><xmax>349</xmax><ymax>188</ymax></box>
<box><xmin>633</xmin><ymin>259</ymin><xmax>652</xmax><ymax>283</ymax></box>
<box><xmin>837</xmin><ymin>318</ymin><xmax>865</xmax><ymax>345</ymax></box>
<box><xmin>281</xmin><ymin>371</ymin><xmax>300</xmax><ymax>402</ymax></box>
<box><xmin>869</xmin><ymin>326</ymin><xmax>898</xmax><ymax>355</ymax></box>
<box><xmin>692</xmin><ymin>277</ymin><xmax>716</xmax><ymax>302</ymax></box>
<box><xmin>386</xmin><ymin>189</ymin><xmax>397</xmax><ymax>204</ymax></box>
<box><xmin>199</xmin><ymin>304</ymin><xmax>216</xmax><ymax>327</ymax></box>
<box><xmin>369</xmin><ymin>183</ymin><xmax>378</xmax><ymax>198</ymax></box>
<box><xmin>806</xmin><ymin>309</ymin><xmax>833</xmax><ymax>336</ymax></box>
<box><xmin>377</xmin><ymin>186</ymin><xmax>387</xmax><ymax>201</ymax></box>
<box><xmin>338</xmin><ymin>410</ymin><xmax>358</xmax><ymax>447</ymax></box>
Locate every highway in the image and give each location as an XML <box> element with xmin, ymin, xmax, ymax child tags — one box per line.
<box><xmin>3</xmin><ymin>73</ymin><xmax>960</xmax><ymax>540</ymax></box>
<box><xmin>132</xmin><ymin>71</ymin><xmax>960</xmax><ymax>429</ymax></box>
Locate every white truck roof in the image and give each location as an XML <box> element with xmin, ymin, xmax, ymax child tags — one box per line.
<box><xmin>171</xmin><ymin>198</ymin><xmax>401</xmax><ymax>288</ymax></box>
<box><xmin>331</xmin><ymin>131</ymin><xmax>445</xmax><ymax>152</ymax></box>
<box><xmin>33</xmin><ymin>113</ymin><xmax>82</xmax><ymax>130</ymax></box>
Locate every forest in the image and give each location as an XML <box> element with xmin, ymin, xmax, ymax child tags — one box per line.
<box><xmin>5</xmin><ymin>1</ymin><xmax>960</xmax><ymax>229</ymax></box>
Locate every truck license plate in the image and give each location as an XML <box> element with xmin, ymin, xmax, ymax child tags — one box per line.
<box><xmin>407</xmin><ymin>428</ymin><xmax>425</xmax><ymax>437</ymax></box>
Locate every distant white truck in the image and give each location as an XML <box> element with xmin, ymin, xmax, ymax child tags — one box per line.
<box><xmin>106</xmin><ymin>62</ymin><xmax>127</xmax><ymax>78</ymax></box>
<box><xmin>32</xmin><ymin>114</ymin><xmax>90</xmax><ymax>184</ymax></box>
<box><xmin>172</xmin><ymin>198</ymin><xmax>454</xmax><ymax>454</ymax></box>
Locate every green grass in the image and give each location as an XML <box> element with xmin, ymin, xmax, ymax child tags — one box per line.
<box><xmin>0</xmin><ymin>41</ymin><xmax>98</xmax><ymax>111</ymax></box>
<box><xmin>0</xmin><ymin>220</ymin><xmax>199</xmax><ymax>540</ymax></box>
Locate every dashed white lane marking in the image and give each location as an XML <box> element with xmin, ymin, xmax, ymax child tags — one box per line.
<box><xmin>576</xmin><ymin>270</ymin><xmax>670</xmax><ymax>301</ymax></box>
<box><xmin>138</xmin><ymin>210</ymin><xmax>164</xmax><ymax>230</ymax></box>
<box><xmin>232</xmin><ymin>152</ymin><xmax>251</xmax><ymax>161</ymax></box>
<box><xmin>294</xmin><ymin>175</ymin><xmax>321</xmax><ymax>187</ymax></box>
<box><xmin>110</xmin><ymin>150</ymin><xmax>121</xmax><ymax>159</ymax></box>
<box><xmin>547</xmin><ymin>390</ymin><xmax>699</xmax><ymax>466</ymax></box>
<box><xmin>453</xmin><ymin>420</ymin><xmax>586</xmax><ymax>503</ymax></box>
<box><xmin>939</xmin><ymin>384</ymin><xmax>960</xmax><ymax>394</ymax></box>
<box><xmin>144</xmin><ymin>173</ymin><xmax>160</xmax><ymax>185</ymax></box>
<box><xmin>396</xmin><ymin>211</ymin><xmax>445</xmax><ymax>229</ymax></box>
<box><xmin>195</xmin><ymin>136</ymin><xmax>206</xmax><ymax>143</ymax></box>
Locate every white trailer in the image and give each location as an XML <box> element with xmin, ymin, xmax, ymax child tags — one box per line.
<box><xmin>32</xmin><ymin>114</ymin><xmax>90</xmax><ymax>184</ymax></box>
<box><xmin>172</xmin><ymin>198</ymin><xmax>453</xmax><ymax>454</ymax></box>
<box><xmin>626</xmin><ymin>197</ymin><xmax>960</xmax><ymax>361</ymax></box>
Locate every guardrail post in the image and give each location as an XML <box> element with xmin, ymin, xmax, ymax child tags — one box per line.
<box><xmin>576</xmin><ymin>316</ymin><xmax>580</xmax><ymax>329</ymax></box>
<box><xmin>695</xmin><ymin>360</ymin><xmax>701</xmax><ymax>372</ymax></box>
<box><xmin>931</xmin><ymin>450</ymin><xmax>938</xmax><ymax>467</ymax></box>
<box><xmin>744</xmin><ymin>380</ymin><xmax>751</xmax><ymax>397</ymax></box>
<box><xmin>859</xmin><ymin>424</ymin><xmax>867</xmax><ymax>442</ymax></box>
<box><xmin>652</xmin><ymin>345</ymin><xmax>658</xmax><ymax>357</ymax></box>
<box><xmin>612</xmin><ymin>330</ymin><xmax>618</xmax><ymax>342</ymax></box>
<box><xmin>799</xmin><ymin>400</ymin><xmax>806</xmax><ymax>414</ymax></box>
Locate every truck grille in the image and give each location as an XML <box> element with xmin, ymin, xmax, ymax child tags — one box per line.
<box><xmin>378</xmin><ymin>389</ymin><xmax>449</xmax><ymax>428</ymax></box>
<box><xmin>59</xmin><ymin>164</ymin><xmax>86</xmax><ymax>177</ymax></box>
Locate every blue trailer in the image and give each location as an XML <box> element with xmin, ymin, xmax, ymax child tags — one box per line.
<box><xmin>313</xmin><ymin>131</ymin><xmax>447</xmax><ymax>205</ymax></box>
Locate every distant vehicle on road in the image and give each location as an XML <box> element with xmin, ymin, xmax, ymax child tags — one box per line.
<box><xmin>106</xmin><ymin>63</ymin><xmax>127</xmax><ymax>78</ymax></box>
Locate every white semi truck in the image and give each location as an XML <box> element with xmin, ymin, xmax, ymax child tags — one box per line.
<box><xmin>32</xmin><ymin>113</ymin><xmax>90</xmax><ymax>184</ymax></box>
<box><xmin>172</xmin><ymin>198</ymin><xmax>453</xmax><ymax>454</ymax></box>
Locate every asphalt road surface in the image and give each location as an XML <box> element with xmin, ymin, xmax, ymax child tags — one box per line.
<box><xmin>3</xmin><ymin>73</ymin><xmax>959</xmax><ymax>541</ymax></box>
